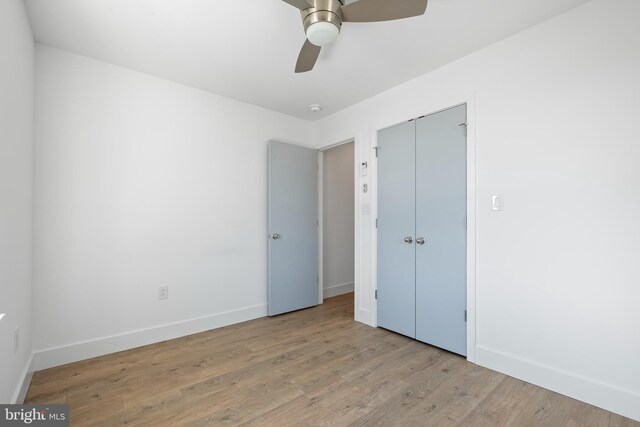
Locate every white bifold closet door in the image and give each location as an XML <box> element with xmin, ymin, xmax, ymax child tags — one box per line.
<box><xmin>377</xmin><ymin>104</ymin><xmax>467</xmax><ymax>356</ymax></box>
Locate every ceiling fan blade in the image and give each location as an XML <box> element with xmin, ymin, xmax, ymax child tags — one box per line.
<box><xmin>281</xmin><ymin>0</ymin><xmax>313</xmax><ymax>10</ymax></box>
<box><xmin>341</xmin><ymin>0</ymin><xmax>429</xmax><ymax>22</ymax></box>
<box><xmin>295</xmin><ymin>40</ymin><xmax>322</xmax><ymax>73</ymax></box>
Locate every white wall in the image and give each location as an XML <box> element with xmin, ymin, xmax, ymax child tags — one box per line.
<box><xmin>314</xmin><ymin>0</ymin><xmax>640</xmax><ymax>421</ymax></box>
<box><xmin>0</xmin><ymin>0</ymin><xmax>34</xmax><ymax>404</ymax></box>
<box><xmin>33</xmin><ymin>45</ymin><xmax>314</xmax><ymax>369</ymax></box>
<box><xmin>322</xmin><ymin>143</ymin><xmax>354</xmax><ymax>299</ymax></box>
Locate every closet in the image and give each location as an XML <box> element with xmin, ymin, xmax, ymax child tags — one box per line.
<box><xmin>377</xmin><ymin>104</ymin><xmax>467</xmax><ymax>356</ymax></box>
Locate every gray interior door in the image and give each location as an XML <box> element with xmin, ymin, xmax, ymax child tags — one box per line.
<box><xmin>415</xmin><ymin>105</ymin><xmax>467</xmax><ymax>356</ymax></box>
<box><xmin>268</xmin><ymin>141</ymin><xmax>318</xmax><ymax>316</ymax></box>
<box><xmin>377</xmin><ymin>121</ymin><xmax>416</xmax><ymax>338</ymax></box>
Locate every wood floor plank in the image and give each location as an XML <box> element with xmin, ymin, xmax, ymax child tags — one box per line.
<box><xmin>458</xmin><ymin>376</ymin><xmax>542</xmax><ymax>426</ymax></box>
<box><xmin>346</xmin><ymin>354</ymin><xmax>466</xmax><ymax>427</ymax></box>
<box><xmin>24</xmin><ymin>293</ymin><xmax>638</xmax><ymax>426</ymax></box>
<box><xmin>395</xmin><ymin>364</ymin><xmax>505</xmax><ymax>426</ymax></box>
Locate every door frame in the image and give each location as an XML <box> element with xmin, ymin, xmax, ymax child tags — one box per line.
<box><xmin>317</xmin><ymin>139</ymin><xmax>357</xmax><ymax>304</ymax></box>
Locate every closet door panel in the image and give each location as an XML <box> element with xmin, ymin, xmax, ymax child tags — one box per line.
<box><xmin>377</xmin><ymin>120</ymin><xmax>416</xmax><ymax>338</ymax></box>
<box><xmin>415</xmin><ymin>105</ymin><xmax>467</xmax><ymax>355</ymax></box>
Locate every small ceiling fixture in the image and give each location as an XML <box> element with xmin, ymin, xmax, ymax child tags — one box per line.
<box><xmin>309</xmin><ymin>104</ymin><xmax>323</xmax><ymax>112</ymax></box>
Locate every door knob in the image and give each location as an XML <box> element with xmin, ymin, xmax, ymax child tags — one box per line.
<box><xmin>416</xmin><ymin>237</ymin><xmax>425</xmax><ymax>245</ymax></box>
<box><xmin>404</xmin><ymin>236</ymin><xmax>413</xmax><ymax>244</ymax></box>
<box><xmin>272</xmin><ymin>233</ymin><xmax>281</xmax><ymax>240</ymax></box>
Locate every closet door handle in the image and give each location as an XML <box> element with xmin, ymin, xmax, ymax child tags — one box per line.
<box><xmin>404</xmin><ymin>236</ymin><xmax>413</xmax><ymax>244</ymax></box>
<box><xmin>416</xmin><ymin>237</ymin><xmax>425</xmax><ymax>245</ymax></box>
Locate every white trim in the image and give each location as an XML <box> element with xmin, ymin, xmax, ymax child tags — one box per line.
<box><xmin>323</xmin><ymin>282</ymin><xmax>355</xmax><ymax>299</ymax></box>
<box><xmin>367</xmin><ymin>125</ymin><xmax>378</xmax><ymax>329</ymax></box>
<box><xmin>317</xmin><ymin>150</ymin><xmax>324</xmax><ymax>305</ymax></box>
<box><xmin>33</xmin><ymin>304</ymin><xmax>267</xmax><ymax>371</ymax></box>
<box><xmin>477</xmin><ymin>345</ymin><xmax>640</xmax><ymax>422</ymax></box>
<box><xmin>317</xmin><ymin>138</ymin><xmax>354</xmax><ymax>152</ymax></box>
<box><xmin>352</xmin><ymin>132</ymin><xmax>365</xmax><ymax>325</ymax></box>
<box><xmin>11</xmin><ymin>353</ymin><xmax>34</xmax><ymax>404</ymax></box>
<box><xmin>466</xmin><ymin>94</ymin><xmax>478</xmax><ymax>363</ymax></box>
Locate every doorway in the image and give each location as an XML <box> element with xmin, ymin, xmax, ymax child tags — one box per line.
<box><xmin>319</xmin><ymin>142</ymin><xmax>355</xmax><ymax>302</ymax></box>
<box><xmin>267</xmin><ymin>140</ymin><xmax>356</xmax><ymax>316</ymax></box>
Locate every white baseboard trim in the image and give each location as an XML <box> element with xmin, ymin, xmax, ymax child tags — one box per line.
<box><xmin>323</xmin><ymin>282</ymin><xmax>354</xmax><ymax>299</ymax></box>
<box><xmin>476</xmin><ymin>345</ymin><xmax>640</xmax><ymax>422</ymax></box>
<box><xmin>33</xmin><ymin>304</ymin><xmax>267</xmax><ymax>371</ymax></box>
<box><xmin>355</xmin><ymin>308</ymin><xmax>374</xmax><ymax>328</ymax></box>
<box><xmin>11</xmin><ymin>353</ymin><xmax>34</xmax><ymax>404</ymax></box>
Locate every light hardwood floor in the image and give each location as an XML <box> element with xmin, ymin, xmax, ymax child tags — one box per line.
<box><xmin>26</xmin><ymin>293</ymin><xmax>637</xmax><ymax>426</ymax></box>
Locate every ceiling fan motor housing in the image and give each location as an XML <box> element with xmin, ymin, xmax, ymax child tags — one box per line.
<box><xmin>301</xmin><ymin>0</ymin><xmax>344</xmax><ymax>33</ymax></box>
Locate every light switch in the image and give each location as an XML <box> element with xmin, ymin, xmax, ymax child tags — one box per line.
<box><xmin>491</xmin><ymin>194</ymin><xmax>504</xmax><ymax>211</ymax></box>
<box><xmin>360</xmin><ymin>162</ymin><xmax>368</xmax><ymax>177</ymax></box>
<box><xmin>361</xmin><ymin>204</ymin><xmax>371</xmax><ymax>215</ymax></box>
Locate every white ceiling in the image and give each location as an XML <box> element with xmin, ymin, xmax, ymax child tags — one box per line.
<box><xmin>24</xmin><ymin>0</ymin><xmax>590</xmax><ymax>120</ymax></box>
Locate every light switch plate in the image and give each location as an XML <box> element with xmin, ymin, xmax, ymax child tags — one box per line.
<box><xmin>491</xmin><ymin>194</ymin><xmax>504</xmax><ymax>211</ymax></box>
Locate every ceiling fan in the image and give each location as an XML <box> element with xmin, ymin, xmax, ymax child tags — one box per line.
<box><xmin>282</xmin><ymin>0</ymin><xmax>429</xmax><ymax>73</ymax></box>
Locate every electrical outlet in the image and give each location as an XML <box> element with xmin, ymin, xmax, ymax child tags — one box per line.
<box><xmin>14</xmin><ymin>327</ymin><xmax>19</xmax><ymax>353</ymax></box>
<box><xmin>158</xmin><ymin>286</ymin><xmax>169</xmax><ymax>300</ymax></box>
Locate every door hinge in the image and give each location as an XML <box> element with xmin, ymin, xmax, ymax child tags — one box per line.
<box><xmin>459</xmin><ymin>122</ymin><xmax>468</xmax><ymax>137</ymax></box>
<box><xmin>464</xmin><ymin>310</ymin><xmax>467</xmax><ymax>322</ymax></box>
<box><xmin>375</xmin><ymin>290</ymin><xmax>378</xmax><ymax>300</ymax></box>
<box><xmin>374</xmin><ymin>146</ymin><xmax>380</xmax><ymax>158</ymax></box>
<box><xmin>464</xmin><ymin>217</ymin><xmax>467</xmax><ymax>229</ymax></box>
<box><xmin>376</xmin><ymin>218</ymin><xmax>378</xmax><ymax>229</ymax></box>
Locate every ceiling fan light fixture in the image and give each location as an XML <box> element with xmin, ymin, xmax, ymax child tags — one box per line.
<box><xmin>286</xmin><ymin>0</ymin><xmax>430</xmax><ymax>73</ymax></box>
<box><xmin>306</xmin><ymin>21</ymin><xmax>340</xmax><ymax>46</ymax></box>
